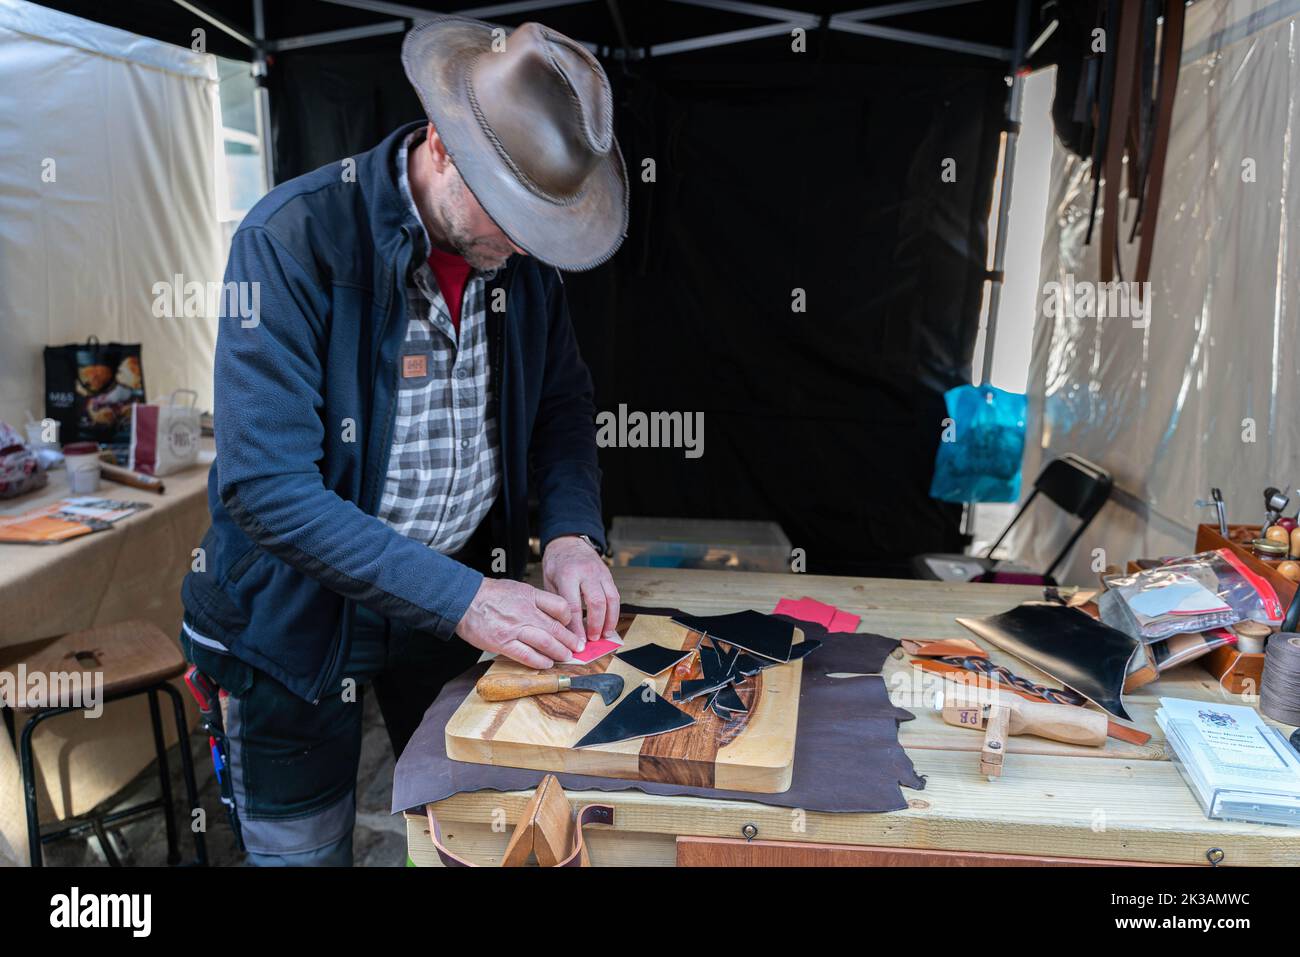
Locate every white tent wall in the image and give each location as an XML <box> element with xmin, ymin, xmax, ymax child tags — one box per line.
<box><xmin>1010</xmin><ymin>0</ymin><xmax>1300</xmax><ymax>584</ymax></box>
<box><xmin>0</xmin><ymin>0</ymin><xmax>224</xmax><ymax>431</ymax></box>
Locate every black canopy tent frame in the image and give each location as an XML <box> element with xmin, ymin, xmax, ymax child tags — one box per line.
<box><xmin>174</xmin><ymin>0</ymin><xmax>1030</xmax><ymax>391</ymax></box>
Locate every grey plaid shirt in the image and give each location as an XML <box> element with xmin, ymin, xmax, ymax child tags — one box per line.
<box><xmin>376</xmin><ymin>130</ymin><xmax>501</xmax><ymax>553</ymax></box>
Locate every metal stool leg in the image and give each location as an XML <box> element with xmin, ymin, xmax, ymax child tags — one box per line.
<box><xmin>147</xmin><ymin>689</ymin><xmax>180</xmax><ymax>865</ymax></box>
<box><xmin>159</xmin><ymin>682</ymin><xmax>207</xmax><ymax>865</ymax></box>
<box><xmin>19</xmin><ymin>714</ymin><xmax>44</xmax><ymax>868</ymax></box>
<box><xmin>18</xmin><ymin>706</ymin><xmax>71</xmax><ymax>868</ymax></box>
<box><xmin>90</xmin><ymin>817</ymin><xmax>122</xmax><ymax>866</ymax></box>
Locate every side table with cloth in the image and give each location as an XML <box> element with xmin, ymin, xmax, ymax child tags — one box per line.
<box><xmin>0</xmin><ymin>441</ymin><xmax>214</xmax><ymax>865</ymax></box>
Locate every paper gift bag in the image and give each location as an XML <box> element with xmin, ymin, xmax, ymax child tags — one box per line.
<box><xmin>129</xmin><ymin>389</ymin><xmax>201</xmax><ymax>476</ymax></box>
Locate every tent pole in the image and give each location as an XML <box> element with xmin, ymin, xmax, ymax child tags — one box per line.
<box><xmin>979</xmin><ymin>0</ymin><xmax>1029</xmax><ymax>385</ymax></box>
<box><xmin>170</xmin><ymin>0</ymin><xmax>254</xmax><ymax>48</ymax></box>
<box><xmin>253</xmin><ymin>0</ymin><xmax>275</xmax><ymax>189</ymax></box>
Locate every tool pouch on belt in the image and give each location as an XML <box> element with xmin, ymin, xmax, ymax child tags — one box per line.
<box><xmin>184</xmin><ymin>665</ymin><xmax>246</xmax><ymax>851</ymax></box>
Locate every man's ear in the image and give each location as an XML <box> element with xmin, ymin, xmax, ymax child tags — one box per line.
<box><xmin>426</xmin><ymin>123</ymin><xmax>450</xmax><ymax>172</ymax></box>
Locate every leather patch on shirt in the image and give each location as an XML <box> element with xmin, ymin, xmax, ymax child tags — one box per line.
<box><xmin>402</xmin><ymin>353</ymin><xmax>429</xmax><ymax>379</ymax></box>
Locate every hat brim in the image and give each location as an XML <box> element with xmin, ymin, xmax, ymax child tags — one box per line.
<box><xmin>402</xmin><ymin>17</ymin><xmax>628</xmax><ymax>271</ymax></box>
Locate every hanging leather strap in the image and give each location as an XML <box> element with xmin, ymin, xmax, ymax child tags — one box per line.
<box><xmin>1134</xmin><ymin>0</ymin><xmax>1186</xmax><ymax>285</ymax></box>
<box><xmin>1099</xmin><ymin>0</ymin><xmax>1142</xmax><ymax>282</ymax></box>
<box><xmin>425</xmin><ymin>803</ymin><xmax>614</xmax><ymax>868</ymax></box>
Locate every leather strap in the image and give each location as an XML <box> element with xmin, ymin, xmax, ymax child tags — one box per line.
<box><xmin>425</xmin><ymin>803</ymin><xmax>614</xmax><ymax>867</ymax></box>
<box><xmin>1099</xmin><ymin>0</ymin><xmax>1142</xmax><ymax>282</ymax></box>
<box><xmin>901</xmin><ymin>638</ymin><xmax>988</xmax><ymax>659</ymax></box>
<box><xmin>1133</xmin><ymin>0</ymin><xmax>1185</xmax><ymax>284</ymax></box>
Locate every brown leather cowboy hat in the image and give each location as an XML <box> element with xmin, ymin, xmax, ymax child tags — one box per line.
<box><xmin>402</xmin><ymin>17</ymin><xmax>629</xmax><ymax>271</ymax></box>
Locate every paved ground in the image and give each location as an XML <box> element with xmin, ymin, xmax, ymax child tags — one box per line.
<box><xmin>40</xmin><ymin>691</ymin><xmax>406</xmax><ymax>867</ymax></box>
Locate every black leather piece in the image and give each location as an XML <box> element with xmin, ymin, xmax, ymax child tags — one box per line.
<box><xmin>614</xmin><ymin>643</ymin><xmax>694</xmax><ymax>676</ymax></box>
<box><xmin>672</xmin><ymin>676</ymin><xmax>730</xmax><ymax>702</ymax></box>
<box><xmin>713</xmin><ymin>683</ymin><xmax>748</xmax><ymax>714</ymax></box>
<box><xmin>788</xmin><ymin>639</ymin><xmax>822</xmax><ymax>661</ymax></box>
<box><xmin>956</xmin><ymin>602</ymin><xmax>1138</xmax><ymax>720</ymax></box>
<box><xmin>697</xmin><ymin>640</ymin><xmax>725</xmax><ymax>683</ymax></box>
<box><xmin>715</xmin><ymin>640</ymin><xmax>740</xmax><ymax>677</ymax></box>
<box><xmin>574</xmin><ymin>687</ymin><xmax>695</xmax><ymax>749</ymax></box>
<box><xmin>671</xmin><ymin>610</ymin><xmax>796</xmax><ymax>662</ymax></box>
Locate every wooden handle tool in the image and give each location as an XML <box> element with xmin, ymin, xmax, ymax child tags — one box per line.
<box><xmin>941</xmin><ymin>695</ymin><xmax>1108</xmax><ymax>748</ymax></box>
<box><xmin>476</xmin><ymin>672</ymin><xmax>624</xmax><ymax>704</ymax></box>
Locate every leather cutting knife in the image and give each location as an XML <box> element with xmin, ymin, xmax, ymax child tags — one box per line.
<box><xmin>476</xmin><ymin>672</ymin><xmax>624</xmax><ymax>705</ymax></box>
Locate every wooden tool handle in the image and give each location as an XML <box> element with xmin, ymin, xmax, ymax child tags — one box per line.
<box><xmin>1009</xmin><ymin>698</ymin><xmax>1108</xmax><ymax>747</ymax></box>
<box><xmin>476</xmin><ymin>673</ymin><xmax>567</xmax><ymax>701</ymax></box>
<box><xmin>980</xmin><ymin>705</ymin><xmax>1009</xmax><ymax>779</ymax></box>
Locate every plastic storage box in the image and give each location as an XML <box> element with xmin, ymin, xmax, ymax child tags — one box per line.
<box><xmin>608</xmin><ymin>517</ymin><xmax>792</xmax><ymax>573</ymax></box>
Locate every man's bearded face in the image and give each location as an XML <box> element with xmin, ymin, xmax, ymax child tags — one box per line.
<box><xmin>432</xmin><ymin>164</ymin><xmax>517</xmax><ymax>271</ymax></box>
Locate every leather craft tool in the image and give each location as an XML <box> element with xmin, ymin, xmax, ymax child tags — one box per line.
<box><xmin>935</xmin><ymin>688</ymin><xmax>1106</xmax><ymax>781</ymax></box>
<box><xmin>475</xmin><ymin>672</ymin><xmax>624</xmax><ymax>705</ymax></box>
<box><xmin>909</xmin><ymin>658</ymin><xmax>1151</xmax><ymax>747</ymax></box>
<box><xmin>1212</xmin><ymin>487</ymin><xmax>1229</xmax><ymax>537</ymax></box>
<box><xmin>937</xmin><ymin>687</ymin><xmax>1107</xmax><ymax>746</ymax></box>
<box><xmin>1266</xmin><ymin>487</ymin><xmax>1290</xmax><ymax>523</ymax></box>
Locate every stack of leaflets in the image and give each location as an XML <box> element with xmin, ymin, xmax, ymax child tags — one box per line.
<box><xmin>1156</xmin><ymin>696</ymin><xmax>1300</xmax><ymax>826</ymax></box>
<box><xmin>0</xmin><ymin>497</ymin><xmax>150</xmax><ymax>544</ymax></box>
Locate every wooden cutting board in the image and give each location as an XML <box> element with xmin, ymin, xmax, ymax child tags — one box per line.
<box><xmin>445</xmin><ymin>612</ymin><xmax>803</xmax><ymax>793</ymax></box>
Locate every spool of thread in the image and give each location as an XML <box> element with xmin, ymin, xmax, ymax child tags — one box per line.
<box><xmin>1233</xmin><ymin>621</ymin><xmax>1270</xmax><ymax>654</ymax></box>
<box><xmin>1260</xmin><ymin>633</ymin><xmax>1300</xmax><ymax>726</ymax></box>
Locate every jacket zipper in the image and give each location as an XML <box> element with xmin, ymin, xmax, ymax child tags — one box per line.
<box><xmin>312</xmin><ymin>232</ymin><xmax>412</xmax><ymax>704</ymax></box>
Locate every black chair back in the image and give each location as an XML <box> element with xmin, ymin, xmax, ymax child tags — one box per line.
<box><xmin>984</xmin><ymin>454</ymin><xmax>1113</xmax><ymax>581</ymax></box>
<box><xmin>1034</xmin><ymin>454</ymin><xmax>1113</xmax><ymax>522</ymax></box>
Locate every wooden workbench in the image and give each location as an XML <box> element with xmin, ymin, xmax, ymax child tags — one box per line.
<box><xmin>406</xmin><ymin>567</ymin><xmax>1300</xmax><ymax>867</ymax></box>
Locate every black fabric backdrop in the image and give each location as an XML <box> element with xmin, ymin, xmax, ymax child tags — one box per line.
<box><xmin>32</xmin><ymin>0</ymin><xmax>1013</xmax><ymax>578</ymax></box>
<box><xmin>268</xmin><ymin>43</ymin><xmax>1006</xmax><ymax>578</ymax></box>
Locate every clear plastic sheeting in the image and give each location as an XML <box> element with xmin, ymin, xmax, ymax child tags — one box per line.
<box><xmin>1013</xmin><ymin>0</ymin><xmax>1300</xmax><ymax>584</ymax></box>
<box><xmin>0</xmin><ymin>0</ymin><xmax>225</xmax><ymax>427</ymax></box>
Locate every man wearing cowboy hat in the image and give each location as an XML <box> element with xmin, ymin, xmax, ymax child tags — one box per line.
<box><xmin>180</xmin><ymin>17</ymin><xmax>627</xmax><ymax>865</ymax></box>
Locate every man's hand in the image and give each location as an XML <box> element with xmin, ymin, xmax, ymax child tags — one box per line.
<box><xmin>456</xmin><ymin>578</ymin><xmax>583</xmax><ymax>669</ymax></box>
<box><xmin>542</xmin><ymin>535</ymin><xmax>621</xmax><ymax>647</ymax></box>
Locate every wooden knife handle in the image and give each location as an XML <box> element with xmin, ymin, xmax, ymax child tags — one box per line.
<box><xmin>476</xmin><ymin>673</ymin><xmax>568</xmax><ymax>701</ymax></box>
<box><xmin>1009</xmin><ymin>698</ymin><xmax>1108</xmax><ymax>747</ymax></box>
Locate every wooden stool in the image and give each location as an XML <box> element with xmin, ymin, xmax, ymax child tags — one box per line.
<box><xmin>2</xmin><ymin>620</ymin><xmax>207</xmax><ymax>867</ymax></box>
